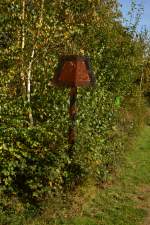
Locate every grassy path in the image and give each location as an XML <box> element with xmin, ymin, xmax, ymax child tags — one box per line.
<box><xmin>28</xmin><ymin>125</ymin><xmax>150</xmax><ymax>225</ymax></box>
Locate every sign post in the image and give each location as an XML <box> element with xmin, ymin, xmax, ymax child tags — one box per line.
<box><xmin>52</xmin><ymin>55</ymin><xmax>95</xmax><ymax>154</ymax></box>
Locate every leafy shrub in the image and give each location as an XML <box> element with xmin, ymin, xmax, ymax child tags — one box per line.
<box><xmin>0</xmin><ymin>0</ymin><xmax>148</xmax><ymax>207</ymax></box>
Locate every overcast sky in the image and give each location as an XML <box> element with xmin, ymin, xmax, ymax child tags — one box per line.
<box><xmin>119</xmin><ymin>0</ymin><xmax>150</xmax><ymax>31</ymax></box>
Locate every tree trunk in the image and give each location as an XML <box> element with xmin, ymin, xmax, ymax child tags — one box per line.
<box><xmin>20</xmin><ymin>0</ymin><xmax>26</xmax><ymax>97</ymax></box>
<box><xmin>26</xmin><ymin>0</ymin><xmax>45</xmax><ymax>126</ymax></box>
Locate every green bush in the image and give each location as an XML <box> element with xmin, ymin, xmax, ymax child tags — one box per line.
<box><xmin>0</xmin><ymin>0</ymin><xmax>148</xmax><ymax>207</ymax></box>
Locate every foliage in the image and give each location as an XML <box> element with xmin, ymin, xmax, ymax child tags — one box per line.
<box><xmin>0</xmin><ymin>0</ymin><xmax>149</xmax><ymax>210</ymax></box>
<box><xmin>1</xmin><ymin>125</ymin><xmax>150</xmax><ymax>225</ymax></box>
<box><xmin>52</xmin><ymin>126</ymin><xmax>150</xmax><ymax>225</ymax></box>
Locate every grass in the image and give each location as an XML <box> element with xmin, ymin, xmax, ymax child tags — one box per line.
<box><xmin>1</xmin><ymin>126</ymin><xmax>150</xmax><ymax>225</ymax></box>
<box><xmin>27</xmin><ymin>126</ymin><xmax>150</xmax><ymax>225</ymax></box>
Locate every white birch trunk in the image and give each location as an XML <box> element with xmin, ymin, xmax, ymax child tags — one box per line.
<box><xmin>21</xmin><ymin>0</ymin><xmax>26</xmax><ymax>96</ymax></box>
<box><xmin>27</xmin><ymin>49</ymin><xmax>35</xmax><ymax>126</ymax></box>
<box><xmin>27</xmin><ymin>0</ymin><xmax>45</xmax><ymax>126</ymax></box>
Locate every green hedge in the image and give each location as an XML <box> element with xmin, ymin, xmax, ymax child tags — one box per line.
<box><xmin>0</xmin><ymin>0</ymin><xmax>147</xmax><ymax>206</ymax></box>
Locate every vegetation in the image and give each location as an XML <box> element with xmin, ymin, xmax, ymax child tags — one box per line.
<box><xmin>1</xmin><ymin>122</ymin><xmax>150</xmax><ymax>225</ymax></box>
<box><xmin>0</xmin><ymin>0</ymin><xmax>149</xmax><ymax>223</ymax></box>
<box><xmin>29</xmin><ymin>125</ymin><xmax>150</xmax><ymax>225</ymax></box>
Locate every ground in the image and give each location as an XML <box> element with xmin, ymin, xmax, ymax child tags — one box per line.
<box><xmin>1</xmin><ymin>126</ymin><xmax>149</xmax><ymax>225</ymax></box>
<box><xmin>25</xmin><ymin>125</ymin><xmax>150</xmax><ymax>225</ymax></box>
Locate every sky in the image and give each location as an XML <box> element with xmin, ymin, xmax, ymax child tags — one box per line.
<box><xmin>119</xmin><ymin>0</ymin><xmax>150</xmax><ymax>31</ymax></box>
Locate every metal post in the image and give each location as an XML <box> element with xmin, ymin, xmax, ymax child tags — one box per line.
<box><xmin>68</xmin><ymin>87</ymin><xmax>77</xmax><ymax>155</ymax></box>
